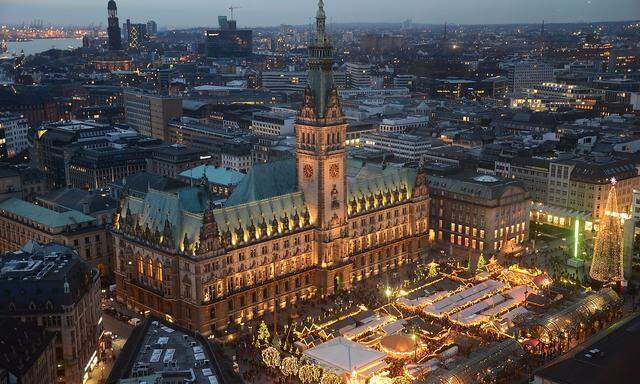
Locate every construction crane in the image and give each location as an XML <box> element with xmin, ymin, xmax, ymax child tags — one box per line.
<box><xmin>228</xmin><ymin>5</ymin><xmax>242</xmax><ymax>21</ymax></box>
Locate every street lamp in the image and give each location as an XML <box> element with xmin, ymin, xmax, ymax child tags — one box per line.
<box><xmin>385</xmin><ymin>287</ymin><xmax>392</xmax><ymax>303</ymax></box>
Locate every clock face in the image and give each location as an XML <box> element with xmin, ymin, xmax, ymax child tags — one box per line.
<box><xmin>303</xmin><ymin>164</ymin><xmax>314</xmax><ymax>179</ymax></box>
<box><xmin>329</xmin><ymin>164</ymin><xmax>340</xmax><ymax>179</ymax></box>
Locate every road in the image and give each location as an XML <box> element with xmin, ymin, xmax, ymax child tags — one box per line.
<box><xmin>102</xmin><ymin>311</ymin><xmax>134</xmax><ymax>340</ymax></box>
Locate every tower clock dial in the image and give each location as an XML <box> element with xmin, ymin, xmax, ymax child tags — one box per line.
<box><xmin>329</xmin><ymin>163</ymin><xmax>340</xmax><ymax>179</ymax></box>
<box><xmin>303</xmin><ymin>164</ymin><xmax>314</xmax><ymax>179</ymax></box>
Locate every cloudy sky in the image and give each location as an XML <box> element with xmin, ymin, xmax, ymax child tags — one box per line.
<box><xmin>1</xmin><ymin>0</ymin><xmax>639</xmax><ymax>28</ymax></box>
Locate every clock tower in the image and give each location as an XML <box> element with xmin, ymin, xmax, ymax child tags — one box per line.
<box><xmin>296</xmin><ymin>0</ymin><xmax>349</xmax><ymax>294</ymax></box>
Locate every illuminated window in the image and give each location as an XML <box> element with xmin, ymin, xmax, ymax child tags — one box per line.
<box><xmin>156</xmin><ymin>262</ymin><xmax>163</xmax><ymax>282</ymax></box>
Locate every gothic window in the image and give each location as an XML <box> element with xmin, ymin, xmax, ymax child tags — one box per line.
<box><xmin>156</xmin><ymin>261</ymin><xmax>163</xmax><ymax>282</ymax></box>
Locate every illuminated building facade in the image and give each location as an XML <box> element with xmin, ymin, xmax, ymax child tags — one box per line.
<box><xmin>427</xmin><ymin>169</ymin><xmax>531</xmax><ymax>256</ymax></box>
<box><xmin>110</xmin><ymin>0</ymin><xmax>430</xmax><ymax>334</ymax></box>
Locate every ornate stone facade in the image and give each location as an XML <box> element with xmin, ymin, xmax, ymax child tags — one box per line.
<box><xmin>110</xmin><ymin>1</ymin><xmax>429</xmax><ymax>335</ymax></box>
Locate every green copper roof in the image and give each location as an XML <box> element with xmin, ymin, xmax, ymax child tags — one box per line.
<box><xmin>225</xmin><ymin>159</ymin><xmax>298</xmax><ymax>207</ymax></box>
<box><xmin>213</xmin><ymin>191</ymin><xmax>309</xmax><ymax>235</ymax></box>
<box><xmin>346</xmin><ymin>160</ymin><xmax>417</xmax><ymax>201</ymax></box>
<box><xmin>123</xmin><ymin>186</ymin><xmax>208</xmax><ymax>250</ymax></box>
<box><xmin>0</xmin><ymin>198</ymin><xmax>95</xmax><ymax>228</ymax></box>
<box><xmin>179</xmin><ymin>165</ymin><xmax>245</xmax><ymax>187</ymax></box>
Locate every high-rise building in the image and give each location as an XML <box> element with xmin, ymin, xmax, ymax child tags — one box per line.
<box><xmin>346</xmin><ymin>62</ymin><xmax>373</xmax><ymax>89</ymax></box>
<box><xmin>107</xmin><ymin>0</ymin><xmax>122</xmax><ymax>50</ymax></box>
<box><xmin>123</xmin><ymin>89</ymin><xmax>182</xmax><ymax>141</ymax></box>
<box><xmin>110</xmin><ymin>0</ymin><xmax>429</xmax><ymax>334</ymax></box>
<box><xmin>204</xmin><ymin>15</ymin><xmax>252</xmax><ymax>58</ymax></box>
<box><xmin>146</xmin><ymin>20</ymin><xmax>157</xmax><ymax>36</ymax></box>
<box><xmin>507</xmin><ymin>60</ymin><xmax>554</xmax><ymax>93</ymax></box>
<box><xmin>125</xmin><ymin>20</ymin><xmax>147</xmax><ymax>50</ymax></box>
<box><xmin>0</xmin><ymin>112</ymin><xmax>30</xmax><ymax>159</ymax></box>
<box><xmin>0</xmin><ymin>242</ymin><xmax>101</xmax><ymax>384</ymax></box>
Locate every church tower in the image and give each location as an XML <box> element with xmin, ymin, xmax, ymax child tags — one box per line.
<box><xmin>107</xmin><ymin>0</ymin><xmax>122</xmax><ymax>50</ymax></box>
<box><xmin>296</xmin><ymin>0</ymin><xmax>349</xmax><ymax>294</ymax></box>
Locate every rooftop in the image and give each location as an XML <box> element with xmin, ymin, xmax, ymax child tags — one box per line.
<box><xmin>0</xmin><ymin>198</ymin><xmax>96</xmax><ymax>228</ymax></box>
<box><xmin>179</xmin><ymin>165</ymin><xmax>245</xmax><ymax>187</ymax></box>
<box><xmin>0</xmin><ymin>242</ymin><xmax>98</xmax><ymax>313</ymax></box>
<box><xmin>107</xmin><ymin>317</ymin><xmax>233</xmax><ymax>384</ymax></box>
<box><xmin>0</xmin><ymin>319</ymin><xmax>55</xmax><ymax>378</ymax></box>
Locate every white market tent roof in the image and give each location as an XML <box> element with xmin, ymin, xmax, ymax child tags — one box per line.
<box><xmin>303</xmin><ymin>337</ymin><xmax>388</xmax><ymax>377</ymax></box>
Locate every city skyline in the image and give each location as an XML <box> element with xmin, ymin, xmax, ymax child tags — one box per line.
<box><xmin>1</xmin><ymin>0</ymin><xmax>639</xmax><ymax>28</ymax></box>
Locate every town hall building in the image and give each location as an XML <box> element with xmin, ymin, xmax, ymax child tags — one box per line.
<box><xmin>111</xmin><ymin>1</ymin><xmax>430</xmax><ymax>334</ymax></box>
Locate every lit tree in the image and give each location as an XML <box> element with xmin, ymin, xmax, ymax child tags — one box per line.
<box><xmin>320</xmin><ymin>372</ymin><xmax>344</xmax><ymax>384</ymax></box>
<box><xmin>392</xmin><ymin>376</ymin><xmax>412</xmax><ymax>384</ymax></box>
<box><xmin>298</xmin><ymin>364</ymin><xmax>318</xmax><ymax>384</ymax></box>
<box><xmin>369</xmin><ymin>371</ymin><xmax>394</xmax><ymax>384</ymax></box>
<box><xmin>477</xmin><ymin>254</ymin><xmax>487</xmax><ymax>270</ymax></box>
<box><xmin>428</xmin><ymin>262</ymin><xmax>438</xmax><ymax>277</ymax></box>
<box><xmin>255</xmin><ymin>321</ymin><xmax>270</xmax><ymax>348</ymax></box>
<box><xmin>262</xmin><ymin>346</ymin><xmax>281</xmax><ymax>368</ymax></box>
<box><xmin>281</xmin><ymin>356</ymin><xmax>299</xmax><ymax>377</ymax></box>
<box><xmin>590</xmin><ymin>181</ymin><xmax>625</xmax><ymax>283</ymax></box>
<box><xmin>467</xmin><ymin>258</ymin><xmax>472</xmax><ymax>271</ymax></box>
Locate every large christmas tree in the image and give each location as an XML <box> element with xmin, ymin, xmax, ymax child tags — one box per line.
<box><xmin>590</xmin><ymin>181</ymin><xmax>624</xmax><ymax>283</ymax></box>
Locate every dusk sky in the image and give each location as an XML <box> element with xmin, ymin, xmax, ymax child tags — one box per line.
<box><xmin>1</xmin><ymin>0</ymin><xmax>639</xmax><ymax>28</ymax></box>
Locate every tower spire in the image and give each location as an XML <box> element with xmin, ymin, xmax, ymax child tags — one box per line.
<box><xmin>316</xmin><ymin>0</ymin><xmax>327</xmax><ymax>45</ymax></box>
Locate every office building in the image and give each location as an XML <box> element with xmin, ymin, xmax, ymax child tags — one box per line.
<box><xmin>393</xmin><ymin>74</ymin><xmax>416</xmax><ymax>89</ymax></box>
<box><xmin>0</xmin><ymin>165</ymin><xmax>47</xmax><ymax>202</ymax></box>
<box><xmin>0</xmin><ymin>85</ymin><xmax>65</xmax><ymax>128</ymax></box>
<box><xmin>0</xmin><ymin>242</ymin><xmax>101</xmax><ymax>384</ymax></box>
<box><xmin>261</xmin><ymin>71</ymin><xmax>307</xmax><ymax>92</ymax></box>
<box><xmin>379</xmin><ymin>115</ymin><xmax>429</xmax><ymax>133</ymax></box>
<box><xmin>0</xmin><ymin>198</ymin><xmax>111</xmax><ymax>276</ymax></box>
<box><xmin>205</xmin><ymin>15</ymin><xmax>252</xmax><ymax>58</ymax></box>
<box><xmin>65</xmin><ymin>135</ymin><xmax>168</xmax><ymax>190</ymax></box>
<box><xmin>548</xmin><ymin>156</ymin><xmax>640</xmax><ymax>221</ymax></box>
<box><xmin>511</xmin><ymin>82</ymin><xmax>604</xmax><ymax>111</ymax></box>
<box><xmin>110</xmin><ymin>2</ymin><xmax>429</xmax><ymax>334</ymax></box>
<box><xmin>0</xmin><ymin>319</ymin><xmax>57</xmax><ymax>384</ymax></box>
<box><xmin>29</xmin><ymin>120</ymin><xmax>141</xmax><ymax>189</ymax></box>
<box><xmin>427</xmin><ymin>166</ymin><xmax>531</xmax><ymax>256</ymax></box>
<box><xmin>146</xmin><ymin>20</ymin><xmax>157</xmax><ymax>36</ymax></box>
<box><xmin>123</xmin><ymin>89</ymin><xmax>182</xmax><ymax>141</ymax></box>
<box><xmin>346</xmin><ymin>62</ymin><xmax>373</xmax><ymax>89</ymax></box>
<box><xmin>107</xmin><ymin>0</ymin><xmax>122</xmax><ymax>50</ymax></box>
<box><xmin>507</xmin><ymin>60</ymin><xmax>554</xmax><ymax>93</ymax></box>
<box><xmin>0</xmin><ymin>112</ymin><xmax>29</xmax><ymax>159</ymax></box>
<box><xmin>360</xmin><ymin>132</ymin><xmax>444</xmax><ymax>161</ymax></box>
<box><xmin>125</xmin><ymin>20</ymin><xmax>147</xmax><ymax>50</ymax></box>
<box><xmin>146</xmin><ymin>144</ymin><xmax>209</xmax><ymax>178</ymax></box>
<box><xmin>251</xmin><ymin>111</ymin><xmax>295</xmax><ymax>136</ymax></box>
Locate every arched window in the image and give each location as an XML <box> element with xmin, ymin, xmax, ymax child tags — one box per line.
<box><xmin>146</xmin><ymin>258</ymin><xmax>153</xmax><ymax>277</ymax></box>
<box><xmin>136</xmin><ymin>255</ymin><xmax>143</xmax><ymax>274</ymax></box>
